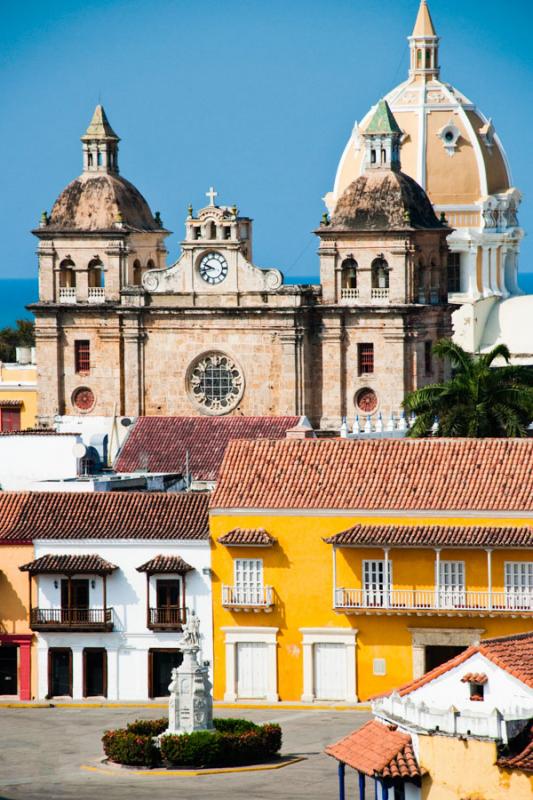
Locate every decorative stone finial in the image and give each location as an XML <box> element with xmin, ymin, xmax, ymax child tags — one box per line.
<box><xmin>321</xmin><ymin>212</ymin><xmax>330</xmax><ymax>226</ymax></box>
<box><xmin>40</xmin><ymin>210</ymin><xmax>49</xmax><ymax>228</ymax></box>
<box><xmin>154</xmin><ymin>211</ymin><xmax>163</xmax><ymax>227</ymax></box>
<box><xmin>231</xmin><ymin>204</ymin><xmax>238</xmax><ymax>218</ymax></box>
<box><xmin>404</xmin><ymin>209</ymin><xmax>412</xmax><ymax>225</ymax></box>
<box><xmin>440</xmin><ymin>211</ymin><xmax>448</xmax><ymax>225</ymax></box>
<box><xmin>187</xmin><ymin>204</ymin><xmax>194</xmax><ymax>219</ymax></box>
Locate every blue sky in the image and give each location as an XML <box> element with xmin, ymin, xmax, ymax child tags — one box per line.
<box><xmin>0</xmin><ymin>0</ymin><xmax>531</xmax><ymax>280</ymax></box>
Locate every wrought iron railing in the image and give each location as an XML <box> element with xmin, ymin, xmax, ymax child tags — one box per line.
<box><xmin>334</xmin><ymin>588</ymin><xmax>533</xmax><ymax>612</ymax></box>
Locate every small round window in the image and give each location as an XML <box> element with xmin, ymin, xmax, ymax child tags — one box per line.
<box><xmin>355</xmin><ymin>388</ymin><xmax>378</xmax><ymax>414</ymax></box>
<box><xmin>72</xmin><ymin>386</ymin><xmax>95</xmax><ymax>413</ymax></box>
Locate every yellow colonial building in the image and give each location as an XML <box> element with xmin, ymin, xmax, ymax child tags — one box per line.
<box><xmin>210</xmin><ymin>437</ymin><xmax>533</xmax><ymax>702</ymax></box>
<box><xmin>0</xmin><ymin>357</ymin><xmax>37</xmax><ymax>431</ymax></box>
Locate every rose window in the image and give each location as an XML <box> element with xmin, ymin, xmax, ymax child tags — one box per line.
<box><xmin>72</xmin><ymin>386</ymin><xmax>95</xmax><ymax>412</ymax></box>
<box><xmin>187</xmin><ymin>352</ymin><xmax>244</xmax><ymax>414</ymax></box>
<box><xmin>356</xmin><ymin>388</ymin><xmax>378</xmax><ymax>414</ymax></box>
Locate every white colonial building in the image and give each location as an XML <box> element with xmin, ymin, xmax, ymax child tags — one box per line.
<box><xmin>12</xmin><ymin>491</ymin><xmax>211</xmax><ymax>700</ymax></box>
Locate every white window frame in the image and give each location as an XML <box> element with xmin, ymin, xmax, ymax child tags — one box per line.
<box><xmin>221</xmin><ymin>626</ymin><xmax>278</xmax><ymax>702</ymax></box>
<box><xmin>504</xmin><ymin>562</ymin><xmax>533</xmax><ymax>610</ymax></box>
<box><xmin>234</xmin><ymin>558</ymin><xmax>264</xmax><ymax>606</ymax></box>
<box><xmin>363</xmin><ymin>559</ymin><xmax>392</xmax><ymax>607</ymax></box>
<box><xmin>438</xmin><ymin>560</ymin><xmax>466</xmax><ymax>608</ymax></box>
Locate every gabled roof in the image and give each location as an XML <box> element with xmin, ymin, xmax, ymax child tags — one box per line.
<box><xmin>385</xmin><ymin>632</ymin><xmax>533</xmax><ymax>698</ymax></box>
<box><xmin>211</xmin><ymin>438</ymin><xmax>533</xmax><ymax>511</ymax></box>
<box><xmin>218</xmin><ymin>528</ymin><xmax>277</xmax><ymax>547</ymax></box>
<box><xmin>20</xmin><ymin>554</ymin><xmax>117</xmax><ymax>575</ymax></box>
<box><xmin>326</xmin><ymin>720</ymin><xmax>422</xmax><ymax>780</ymax></box>
<box><xmin>324</xmin><ymin>524</ymin><xmax>533</xmax><ymax>548</ymax></box>
<box><xmin>0</xmin><ymin>492</ymin><xmax>209</xmax><ymax>542</ymax></box>
<box><xmin>498</xmin><ymin>725</ymin><xmax>533</xmax><ymax>774</ymax></box>
<box><xmin>365</xmin><ymin>100</ymin><xmax>402</xmax><ymax>135</ymax></box>
<box><xmin>136</xmin><ymin>555</ymin><xmax>194</xmax><ymax>574</ymax></box>
<box><xmin>114</xmin><ymin>416</ymin><xmax>300</xmax><ymax>481</ymax></box>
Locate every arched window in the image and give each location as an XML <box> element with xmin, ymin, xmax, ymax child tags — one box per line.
<box><xmin>59</xmin><ymin>258</ymin><xmax>76</xmax><ymax>288</ymax></box>
<box><xmin>371</xmin><ymin>149</ymin><xmax>377</xmax><ymax>164</ymax></box>
<box><xmin>341</xmin><ymin>258</ymin><xmax>358</xmax><ymax>289</ymax></box>
<box><xmin>381</xmin><ymin>149</ymin><xmax>386</xmax><ymax>164</ymax></box>
<box><xmin>425</xmin><ymin>49</ymin><xmax>431</xmax><ymax>68</ymax></box>
<box><xmin>87</xmin><ymin>153</ymin><xmax>93</xmax><ymax>168</ymax></box>
<box><xmin>133</xmin><ymin>259</ymin><xmax>142</xmax><ymax>286</ymax></box>
<box><xmin>147</xmin><ymin>258</ymin><xmax>155</xmax><ymax>270</ymax></box>
<box><xmin>417</xmin><ymin>49</ymin><xmax>422</xmax><ymax>66</ymax></box>
<box><xmin>88</xmin><ymin>258</ymin><xmax>104</xmax><ymax>288</ymax></box>
<box><xmin>208</xmin><ymin>221</ymin><xmax>216</xmax><ymax>240</ymax></box>
<box><xmin>97</xmin><ymin>152</ymin><xmax>103</xmax><ymax>167</ymax></box>
<box><xmin>371</xmin><ymin>258</ymin><xmax>389</xmax><ymax>289</ymax></box>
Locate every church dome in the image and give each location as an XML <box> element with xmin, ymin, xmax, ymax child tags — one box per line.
<box><xmin>331</xmin><ymin>170</ymin><xmax>443</xmax><ymax>231</ymax></box>
<box><xmin>325</xmin><ymin>1</ymin><xmax>514</xmax><ymax>217</ymax></box>
<box><xmin>48</xmin><ymin>172</ymin><xmax>159</xmax><ymax>232</ymax></box>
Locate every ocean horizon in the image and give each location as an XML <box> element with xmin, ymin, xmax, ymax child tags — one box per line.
<box><xmin>1</xmin><ymin>274</ymin><xmax>533</xmax><ymax>329</ymax></box>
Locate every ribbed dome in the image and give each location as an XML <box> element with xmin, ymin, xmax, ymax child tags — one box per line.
<box><xmin>331</xmin><ymin>170</ymin><xmax>443</xmax><ymax>231</ymax></box>
<box><xmin>48</xmin><ymin>172</ymin><xmax>159</xmax><ymax>232</ymax></box>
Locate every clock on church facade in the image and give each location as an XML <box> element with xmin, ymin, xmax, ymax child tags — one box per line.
<box><xmin>32</xmin><ymin>95</ymin><xmax>452</xmax><ymax>430</ymax></box>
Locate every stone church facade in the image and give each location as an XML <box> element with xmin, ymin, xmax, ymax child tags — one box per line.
<box><xmin>32</xmin><ymin>102</ymin><xmax>452</xmax><ymax>430</ymax></box>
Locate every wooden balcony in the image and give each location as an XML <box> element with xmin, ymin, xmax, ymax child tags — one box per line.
<box><xmin>147</xmin><ymin>606</ymin><xmax>186</xmax><ymax>631</ymax></box>
<box><xmin>222</xmin><ymin>585</ymin><xmax>274</xmax><ymax>612</ymax></box>
<box><xmin>30</xmin><ymin>607</ymin><xmax>114</xmax><ymax>632</ymax></box>
<box><xmin>335</xmin><ymin>588</ymin><xmax>533</xmax><ymax>618</ymax></box>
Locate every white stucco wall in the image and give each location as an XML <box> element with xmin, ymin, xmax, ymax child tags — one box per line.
<box><xmin>0</xmin><ymin>434</ymin><xmax>80</xmax><ymax>489</ymax></box>
<box><xmin>33</xmin><ymin>539</ymin><xmax>212</xmax><ymax>700</ymax></box>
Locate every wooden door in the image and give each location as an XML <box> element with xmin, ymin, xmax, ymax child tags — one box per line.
<box><xmin>314</xmin><ymin>643</ymin><xmax>346</xmax><ymax>701</ymax></box>
<box><xmin>236</xmin><ymin>642</ymin><xmax>267</xmax><ymax>699</ymax></box>
<box><xmin>49</xmin><ymin>648</ymin><xmax>72</xmax><ymax>697</ymax></box>
<box><xmin>83</xmin><ymin>649</ymin><xmax>107</xmax><ymax>697</ymax></box>
<box><xmin>0</xmin><ymin>645</ymin><xmax>18</xmax><ymax>695</ymax></box>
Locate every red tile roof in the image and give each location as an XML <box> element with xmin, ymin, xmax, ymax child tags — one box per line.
<box><xmin>136</xmin><ymin>555</ymin><xmax>194</xmax><ymax>574</ymax></box>
<box><xmin>114</xmin><ymin>416</ymin><xmax>300</xmax><ymax>481</ymax></box>
<box><xmin>19</xmin><ymin>554</ymin><xmax>117</xmax><ymax>574</ymax></box>
<box><xmin>212</xmin><ymin>438</ymin><xmax>533</xmax><ymax>511</ymax></box>
<box><xmin>218</xmin><ymin>528</ymin><xmax>277</xmax><ymax>546</ymax></box>
<box><xmin>324</xmin><ymin>524</ymin><xmax>533</xmax><ymax>548</ymax></box>
<box><xmin>325</xmin><ymin>720</ymin><xmax>421</xmax><ymax>779</ymax></box>
<box><xmin>0</xmin><ymin>399</ymin><xmax>23</xmax><ymax>407</ymax></box>
<box><xmin>0</xmin><ymin>492</ymin><xmax>209</xmax><ymax>542</ymax></box>
<box><xmin>379</xmin><ymin>632</ymin><xmax>533</xmax><ymax>698</ymax></box>
<box><xmin>461</xmin><ymin>672</ymin><xmax>488</xmax><ymax>684</ymax></box>
<box><xmin>498</xmin><ymin>725</ymin><xmax>533</xmax><ymax>774</ymax></box>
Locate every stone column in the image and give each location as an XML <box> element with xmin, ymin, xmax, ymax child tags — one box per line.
<box><xmin>35</xmin><ymin>315</ymin><xmax>63</xmax><ymax>426</ymax></box>
<box><xmin>279</xmin><ymin>330</ymin><xmax>304</xmax><ymax>415</ymax></box>
<box><xmin>37</xmin><ymin>242</ymin><xmax>56</xmax><ymax>302</ymax></box>
<box><xmin>319</xmin><ymin>317</ymin><xmax>345</xmax><ymax>430</ymax></box>
<box><xmin>72</xmin><ymin>646</ymin><xmax>84</xmax><ymax>699</ymax></box>
<box><xmin>121</xmin><ymin>315</ymin><xmax>145</xmax><ymax>416</ymax></box>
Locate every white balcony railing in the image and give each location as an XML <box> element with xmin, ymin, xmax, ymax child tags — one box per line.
<box><xmin>335</xmin><ymin>588</ymin><xmax>533</xmax><ymax>613</ymax></box>
<box><xmin>371</xmin><ymin>288</ymin><xmax>390</xmax><ymax>302</ymax></box>
<box><xmin>340</xmin><ymin>288</ymin><xmax>360</xmax><ymax>302</ymax></box>
<box><xmin>222</xmin><ymin>584</ymin><xmax>274</xmax><ymax>611</ymax></box>
<box><xmin>59</xmin><ymin>287</ymin><xmax>77</xmax><ymax>303</ymax></box>
<box><xmin>88</xmin><ymin>287</ymin><xmax>106</xmax><ymax>303</ymax></box>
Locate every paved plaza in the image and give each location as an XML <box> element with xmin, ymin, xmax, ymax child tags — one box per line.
<box><xmin>0</xmin><ymin>706</ymin><xmax>372</xmax><ymax>800</ymax></box>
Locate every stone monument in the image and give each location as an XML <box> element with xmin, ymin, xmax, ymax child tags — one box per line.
<box><xmin>164</xmin><ymin>611</ymin><xmax>214</xmax><ymax>736</ymax></box>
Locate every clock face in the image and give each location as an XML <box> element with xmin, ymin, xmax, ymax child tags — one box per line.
<box><xmin>199</xmin><ymin>252</ymin><xmax>228</xmax><ymax>285</ymax></box>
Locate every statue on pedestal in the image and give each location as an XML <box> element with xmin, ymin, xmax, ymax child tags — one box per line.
<box><xmin>164</xmin><ymin>611</ymin><xmax>214</xmax><ymax>736</ymax></box>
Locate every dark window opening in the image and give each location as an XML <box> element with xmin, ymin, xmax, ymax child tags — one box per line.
<box><xmin>371</xmin><ymin>258</ymin><xmax>389</xmax><ymax>289</ymax></box>
<box><xmin>381</xmin><ymin>149</ymin><xmax>386</xmax><ymax>164</ymax></box>
<box><xmin>48</xmin><ymin>648</ymin><xmax>72</xmax><ymax>697</ymax></box>
<box><xmin>424</xmin><ymin>341</ymin><xmax>433</xmax><ymax>376</ymax></box>
<box><xmin>224</xmin><ymin>227</ymin><xmax>232</xmax><ymax>240</ymax></box>
<box><xmin>149</xmin><ymin>649</ymin><xmax>183</xmax><ymax>698</ymax></box>
<box><xmin>88</xmin><ymin>153</ymin><xmax>93</xmax><ymax>168</ymax></box>
<box><xmin>341</xmin><ymin>258</ymin><xmax>358</xmax><ymax>289</ymax></box>
<box><xmin>425</xmin><ymin>645</ymin><xmax>466</xmax><ymax>673</ymax></box>
<box><xmin>470</xmin><ymin>682</ymin><xmax>485</xmax><ymax>701</ymax></box>
<box><xmin>132</xmin><ymin>260</ymin><xmax>142</xmax><ymax>286</ymax></box>
<box><xmin>371</xmin><ymin>149</ymin><xmax>376</xmax><ymax>164</ymax></box>
<box><xmin>84</xmin><ymin>648</ymin><xmax>107</xmax><ymax>698</ymax></box>
<box><xmin>0</xmin><ymin>645</ymin><xmax>18</xmax><ymax>695</ymax></box>
<box><xmin>75</xmin><ymin>340</ymin><xmax>90</xmax><ymax>374</ymax></box>
<box><xmin>358</xmin><ymin>343</ymin><xmax>374</xmax><ymax>375</ymax></box>
<box><xmin>448</xmin><ymin>252</ymin><xmax>461</xmax><ymax>293</ymax></box>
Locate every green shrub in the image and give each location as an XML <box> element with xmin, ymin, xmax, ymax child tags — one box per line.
<box><xmin>213</xmin><ymin>718</ymin><xmax>258</xmax><ymax>734</ymax></box>
<box><xmin>102</xmin><ymin>729</ymin><xmax>161</xmax><ymax>767</ymax></box>
<box><xmin>126</xmin><ymin>718</ymin><xmax>168</xmax><ymax>736</ymax></box>
<box><xmin>160</xmin><ymin>722</ymin><xmax>282</xmax><ymax>768</ymax></box>
<box><xmin>160</xmin><ymin>730</ymin><xmax>222</xmax><ymax>767</ymax></box>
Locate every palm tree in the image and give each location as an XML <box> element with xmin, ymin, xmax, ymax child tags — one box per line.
<box><xmin>403</xmin><ymin>339</ymin><xmax>533</xmax><ymax>438</ymax></box>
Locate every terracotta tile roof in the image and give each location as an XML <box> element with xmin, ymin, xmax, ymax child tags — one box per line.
<box><xmin>498</xmin><ymin>725</ymin><xmax>533</xmax><ymax>774</ymax></box>
<box><xmin>0</xmin><ymin>492</ymin><xmax>209</xmax><ymax>541</ymax></box>
<box><xmin>114</xmin><ymin>416</ymin><xmax>300</xmax><ymax>481</ymax></box>
<box><xmin>0</xmin><ymin>399</ymin><xmax>23</xmax><ymax>407</ymax></box>
<box><xmin>136</xmin><ymin>555</ymin><xmax>194</xmax><ymax>574</ymax></box>
<box><xmin>325</xmin><ymin>720</ymin><xmax>422</xmax><ymax>779</ymax></box>
<box><xmin>324</xmin><ymin>524</ymin><xmax>533</xmax><ymax>548</ymax></box>
<box><xmin>461</xmin><ymin>672</ymin><xmax>488</xmax><ymax>684</ymax></box>
<box><xmin>19</xmin><ymin>554</ymin><xmax>117</xmax><ymax>574</ymax></box>
<box><xmin>218</xmin><ymin>528</ymin><xmax>277</xmax><ymax>546</ymax></box>
<box><xmin>211</xmin><ymin>438</ymin><xmax>533</xmax><ymax>511</ymax></box>
<box><xmin>379</xmin><ymin>632</ymin><xmax>533</xmax><ymax>699</ymax></box>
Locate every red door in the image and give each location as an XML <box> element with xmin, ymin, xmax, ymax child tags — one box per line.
<box><xmin>0</xmin><ymin>408</ymin><xmax>21</xmax><ymax>432</ymax></box>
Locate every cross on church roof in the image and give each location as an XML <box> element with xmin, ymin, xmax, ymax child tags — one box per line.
<box><xmin>206</xmin><ymin>186</ymin><xmax>218</xmax><ymax>206</ymax></box>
